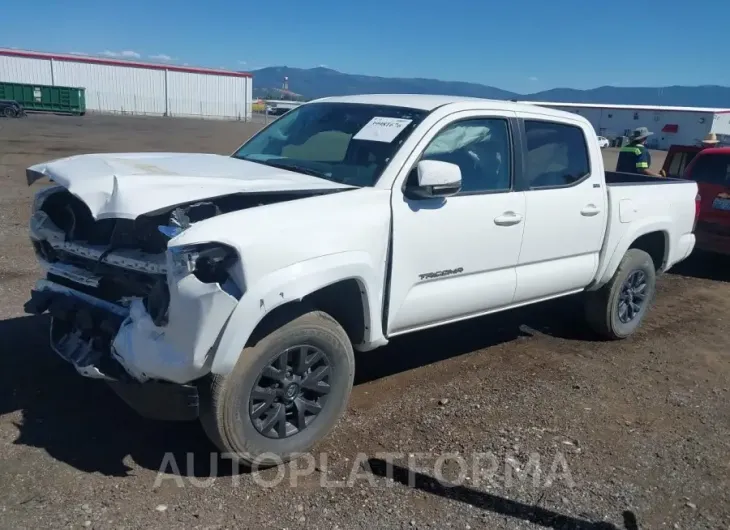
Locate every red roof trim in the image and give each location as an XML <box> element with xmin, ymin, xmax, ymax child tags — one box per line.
<box><xmin>0</xmin><ymin>48</ymin><xmax>252</xmax><ymax>78</ymax></box>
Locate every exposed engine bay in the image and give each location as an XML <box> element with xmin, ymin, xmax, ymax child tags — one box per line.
<box><xmin>25</xmin><ymin>187</ymin><xmax>332</xmax><ymax>383</ymax></box>
<box><xmin>33</xmin><ymin>189</ymin><xmax>318</xmax><ymax>301</ymax></box>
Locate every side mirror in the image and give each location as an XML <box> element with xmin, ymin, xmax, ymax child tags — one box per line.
<box><xmin>406</xmin><ymin>160</ymin><xmax>462</xmax><ymax>199</ymax></box>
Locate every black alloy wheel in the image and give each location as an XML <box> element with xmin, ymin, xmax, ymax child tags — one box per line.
<box><xmin>617</xmin><ymin>270</ymin><xmax>648</xmax><ymax>323</ymax></box>
<box><xmin>249</xmin><ymin>344</ymin><xmax>331</xmax><ymax>439</ymax></box>
<box><xmin>584</xmin><ymin>248</ymin><xmax>657</xmax><ymax>340</ymax></box>
<box><xmin>198</xmin><ymin>308</ymin><xmax>355</xmax><ymax>467</ymax></box>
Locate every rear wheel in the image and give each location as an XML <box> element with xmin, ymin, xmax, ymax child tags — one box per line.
<box><xmin>199</xmin><ymin>308</ymin><xmax>355</xmax><ymax>468</ymax></box>
<box><xmin>584</xmin><ymin>248</ymin><xmax>657</xmax><ymax>339</ymax></box>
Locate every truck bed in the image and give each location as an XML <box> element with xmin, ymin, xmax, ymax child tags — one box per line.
<box><xmin>605</xmin><ymin>171</ymin><xmax>688</xmax><ymax>186</ymax></box>
<box><xmin>594</xmin><ymin>172</ymin><xmax>698</xmax><ymax>286</ymax></box>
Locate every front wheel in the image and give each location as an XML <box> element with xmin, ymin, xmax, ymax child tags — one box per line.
<box><xmin>199</xmin><ymin>308</ymin><xmax>355</xmax><ymax>468</ymax></box>
<box><xmin>584</xmin><ymin>248</ymin><xmax>657</xmax><ymax>339</ymax></box>
<box><xmin>3</xmin><ymin>107</ymin><xmax>18</xmax><ymax>118</ymax></box>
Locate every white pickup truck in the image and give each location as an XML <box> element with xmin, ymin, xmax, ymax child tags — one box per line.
<box><xmin>24</xmin><ymin>94</ymin><xmax>698</xmax><ymax>466</ymax></box>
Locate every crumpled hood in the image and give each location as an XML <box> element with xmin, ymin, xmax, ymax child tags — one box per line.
<box><xmin>27</xmin><ymin>152</ymin><xmax>352</xmax><ymax>220</ymax></box>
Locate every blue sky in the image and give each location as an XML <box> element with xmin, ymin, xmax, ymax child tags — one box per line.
<box><xmin>3</xmin><ymin>0</ymin><xmax>729</xmax><ymax>93</ymax></box>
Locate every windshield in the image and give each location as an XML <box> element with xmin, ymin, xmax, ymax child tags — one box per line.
<box><xmin>232</xmin><ymin>102</ymin><xmax>428</xmax><ymax>186</ymax></box>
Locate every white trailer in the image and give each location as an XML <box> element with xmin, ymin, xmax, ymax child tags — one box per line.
<box><xmin>0</xmin><ymin>48</ymin><xmax>253</xmax><ymax>121</ymax></box>
<box><xmin>520</xmin><ymin>101</ymin><xmax>730</xmax><ymax>150</ymax></box>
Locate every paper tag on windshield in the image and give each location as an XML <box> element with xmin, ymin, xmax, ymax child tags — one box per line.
<box><xmin>353</xmin><ymin>117</ymin><xmax>413</xmax><ymax>142</ymax></box>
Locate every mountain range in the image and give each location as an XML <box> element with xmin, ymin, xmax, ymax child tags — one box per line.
<box><xmin>251</xmin><ymin>66</ymin><xmax>730</xmax><ymax>108</ymax></box>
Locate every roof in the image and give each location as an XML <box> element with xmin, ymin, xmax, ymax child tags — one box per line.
<box><xmin>311</xmin><ymin>94</ymin><xmax>587</xmax><ymax>123</ymax></box>
<box><xmin>697</xmin><ymin>147</ymin><xmax>730</xmax><ymax>154</ymax></box>
<box><xmin>518</xmin><ymin>100</ymin><xmax>730</xmax><ymax>114</ymax></box>
<box><xmin>315</xmin><ymin>94</ymin><xmax>499</xmax><ymax>110</ymax></box>
<box><xmin>0</xmin><ymin>48</ymin><xmax>252</xmax><ymax>78</ymax></box>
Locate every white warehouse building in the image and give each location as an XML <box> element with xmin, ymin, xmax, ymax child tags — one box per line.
<box><xmin>521</xmin><ymin>101</ymin><xmax>730</xmax><ymax>150</ymax></box>
<box><xmin>0</xmin><ymin>48</ymin><xmax>253</xmax><ymax>120</ymax></box>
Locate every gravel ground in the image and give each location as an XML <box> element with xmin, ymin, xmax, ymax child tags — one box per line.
<box><xmin>0</xmin><ymin>114</ymin><xmax>728</xmax><ymax>530</ymax></box>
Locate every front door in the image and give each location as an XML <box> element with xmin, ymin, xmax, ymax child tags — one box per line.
<box><xmin>512</xmin><ymin>116</ymin><xmax>608</xmax><ymax>303</ymax></box>
<box><xmin>386</xmin><ymin>112</ymin><xmax>526</xmax><ymax>335</ymax></box>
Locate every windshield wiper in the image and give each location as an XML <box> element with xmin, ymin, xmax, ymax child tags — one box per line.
<box><xmin>244</xmin><ymin>158</ymin><xmax>333</xmax><ymax>180</ymax></box>
<box><xmin>271</xmin><ymin>162</ymin><xmax>331</xmax><ymax>179</ymax></box>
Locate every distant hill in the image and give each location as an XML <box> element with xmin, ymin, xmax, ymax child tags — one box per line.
<box><xmin>525</xmin><ymin>85</ymin><xmax>730</xmax><ymax>107</ymax></box>
<box><xmin>251</xmin><ymin>66</ymin><xmax>516</xmax><ymax>102</ymax></box>
<box><xmin>251</xmin><ymin>66</ymin><xmax>730</xmax><ymax>108</ymax></box>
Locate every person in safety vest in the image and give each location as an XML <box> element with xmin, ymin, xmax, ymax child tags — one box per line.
<box><xmin>616</xmin><ymin>127</ymin><xmax>664</xmax><ymax>177</ymax></box>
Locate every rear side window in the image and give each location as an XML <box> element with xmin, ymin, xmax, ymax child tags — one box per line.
<box><xmin>690</xmin><ymin>154</ymin><xmax>730</xmax><ymax>185</ymax></box>
<box><xmin>667</xmin><ymin>152</ymin><xmax>687</xmax><ymax>178</ymax></box>
<box><xmin>524</xmin><ymin>120</ymin><xmax>590</xmax><ymax>188</ymax></box>
<box><xmin>667</xmin><ymin>151</ymin><xmax>699</xmax><ymax>178</ymax></box>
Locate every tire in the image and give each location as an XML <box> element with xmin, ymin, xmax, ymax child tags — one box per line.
<box><xmin>3</xmin><ymin>107</ymin><xmax>17</xmax><ymax>118</ymax></box>
<box><xmin>584</xmin><ymin>248</ymin><xmax>657</xmax><ymax>340</ymax></box>
<box><xmin>199</xmin><ymin>307</ymin><xmax>355</xmax><ymax>468</ymax></box>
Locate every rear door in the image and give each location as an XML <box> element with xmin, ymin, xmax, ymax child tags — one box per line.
<box><xmin>511</xmin><ymin>114</ymin><xmax>608</xmax><ymax>303</ymax></box>
<box><xmin>686</xmin><ymin>152</ymin><xmax>730</xmax><ymax>226</ymax></box>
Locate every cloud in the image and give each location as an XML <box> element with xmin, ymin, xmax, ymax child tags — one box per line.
<box><xmin>68</xmin><ymin>51</ymin><xmax>89</xmax><ymax>56</ymax></box>
<box><xmin>99</xmin><ymin>50</ymin><xmax>141</xmax><ymax>59</ymax></box>
<box><xmin>149</xmin><ymin>53</ymin><xmax>173</xmax><ymax>61</ymax></box>
<box><xmin>528</xmin><ymin>76</ymin><xmax>538</xmax><ymax>82</ymax></box>
<box><xmin>237</xmin><ymin>60</ymin><xmax>247</xmax><ymax>65</ymax></box>
<box><xmin>318</xmin><ymin>64</ymin><xmax>328</xmax><ymax>68</ymax></box>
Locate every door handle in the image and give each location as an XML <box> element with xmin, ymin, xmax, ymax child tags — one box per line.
<box><xmin>581</xmin><ymin>204</ymin><xmax>601</xmax><ymax>216</ymax></box>
<box><xmin>494</xmin><ymin>211</ymin><xmax>523</xmax><ymax>226</ymax></box>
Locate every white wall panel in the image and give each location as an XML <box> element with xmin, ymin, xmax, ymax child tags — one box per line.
<box><xmin>0</xmin><ymin>55</ymin><xmax>52</xmax><ymax>84</ymax></box>
<box><xmin>167</xmin><ymin>71</ymin><xmax>251</xmax><ymax>120</ymax></box>
<box><xmin>53</xmin><ymin>61</ymin><xmax>166</xmax><ymax>115</ymax></box>
<box><xmin>711</xmin><ymin>113</ymin><xmax>730</xmax><ymax>137</ymax></box>
<box><xmin>548</xmin><ymin>106</ymin><xmax>714</xmax><ymax>149</ymax></box>
<box><xmin>2</xmin><ymin>51</ymin><xmax>252</xmax><ymax>121</ymax></box>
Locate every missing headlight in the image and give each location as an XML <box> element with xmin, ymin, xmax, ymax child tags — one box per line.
<box><xmin>168</xmin><ymin>243</ymin><xmax>240</xmax><ymax>292</ymax></box>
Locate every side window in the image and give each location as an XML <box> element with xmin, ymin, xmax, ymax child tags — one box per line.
<box><xmin>667</xmin><ymin>152</ymin><xmax>687</xmax><ymax>178</ymax></box>
<box><xmin>524</xmin><ymin>120</ymin><xmax>590</xmax><ymax>188</ymax></box>
<box><xmin>420</xmin><ymin>118</ymin><xmax>511</xmax><ymax>193</ymax></box>
<box><xmin>691</xmin><ymin>155</ymin><xmax>730</xmax><ymax>184</ymax></box>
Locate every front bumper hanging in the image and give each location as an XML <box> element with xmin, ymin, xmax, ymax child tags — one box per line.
<box><xmin>24</xmin><ymin>282</ymin><xmax>199</xmax><ymax>421</ymax></box>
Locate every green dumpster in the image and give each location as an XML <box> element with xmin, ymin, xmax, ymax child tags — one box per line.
<box><xmin>0</xmin><ymin>82</ymin><xmax>86</xmax><ymax>115</ymax></box>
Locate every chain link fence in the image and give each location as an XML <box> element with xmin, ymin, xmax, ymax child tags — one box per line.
<box><xmin>82</xmin><ymin>90</ymin><xmax>261</xmax><ymax>122</ymax></box>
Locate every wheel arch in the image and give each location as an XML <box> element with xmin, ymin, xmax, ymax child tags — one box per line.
<box><xmin>628</xmin><ymin>231</ymin><xmax>667</xmax><ymax>272</ymax></box>
<box><xmin>210</xmin><ymin>253</ymin><xmax>386</xmax><ymax>375</ymax></box>
<box><xmin>591</xmin><ymin>220</ymin><xmax>671</xmax><ymax>289</ymax></box>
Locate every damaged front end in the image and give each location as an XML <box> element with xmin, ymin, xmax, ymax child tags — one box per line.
<box><xmin>23</xmin><ymin>187</ymin><xmax>266</xmax><ymax>418</ymax></box>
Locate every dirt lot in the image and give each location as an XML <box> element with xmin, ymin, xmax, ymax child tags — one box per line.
<box><xmin>0</xmin><ymin>114</ymin><xmax>729</xmax><ymax>530</ymax></box>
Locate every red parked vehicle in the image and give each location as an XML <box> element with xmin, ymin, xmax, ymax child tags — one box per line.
<box><xmin>661</xmin><ymin>144</ymin><xmax>703</xmax><ymax>179</ymax></box>
<box><xmin>668</xmin><ymin>147</ymin><xmax>730</xmax><ymax>255</ymax></box>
